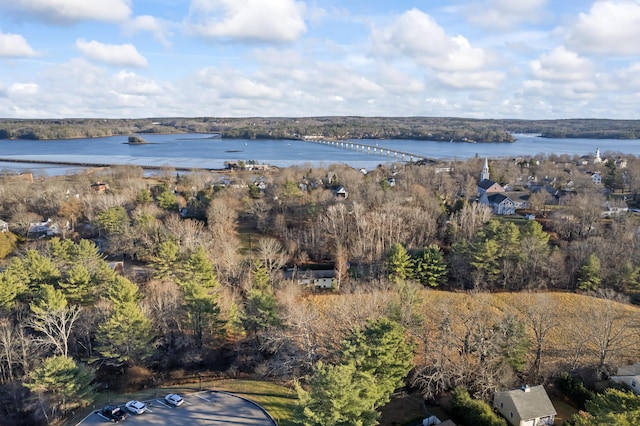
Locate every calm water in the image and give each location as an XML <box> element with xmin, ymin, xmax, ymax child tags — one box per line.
<box><xmin>0</xmin><ymin>133</ymin><xmax>638</xmax><ymax>176</ymax></box>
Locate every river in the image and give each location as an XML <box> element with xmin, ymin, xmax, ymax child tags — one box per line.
<box><xmin>0</xmin><ymin>133</ymin><xmax>638</xmax><ymax>176</ymax></box>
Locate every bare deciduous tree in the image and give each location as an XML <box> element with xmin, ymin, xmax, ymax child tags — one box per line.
<box><xmin>449</xmin><ymin>201</ymin><xmax>492</xmax><ymax>243</ymax></box>
<box><xmin>515</xmin><ymin>293</ymin><xmax>558</xmax><ymax>378</ymax></box>
<box><xmin>256</xmin><ymin>237</ymin><xmax>288</xmax><ymax>276</ymax></box>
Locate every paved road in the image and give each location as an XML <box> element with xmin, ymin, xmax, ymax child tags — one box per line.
<box><xmin>77</xmin><ymin>390</ymin><xmax>275</xmax><ymax>425</ymax></box>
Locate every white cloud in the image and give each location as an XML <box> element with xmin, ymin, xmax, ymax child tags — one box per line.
<box><xmin>8</xmin><ymin>82</ymin><xmax>38</xmax><ymax>96</ymax></box>
<box><xmin>195</xmin><ymin>67</ymin><xmax>281</xmax><ymax>99</ymax></box>
<box><xmin>530</xmin><ymin>47</ymin><xmax>593</xmax><ymax>82</ymax></box>
<box><xmin>186</xmin><ymin>0</ymin><xmax>306</xmax><ymax>42</ymax></box>
<box><xmin>466</xmin><ymin>0</ymin><xmax>548</xmax><ymax>30</ymax></box>
<box><xmin>76</xmin><ymin>39</ymin><xmax>148</xmax><ymax>68</ymax></box>
<box><xmin>124</xmin><ymin>15</ymin><xmax>173</xmax><ymax>48</ymax></box>
<box><xmin>611</xmin><ymin>62</ymin><xmax>640</xmax><ymax>91</ymax></box>
<box><xmin>113</xmin><ymin>71</ymin><xmax>164</xmax><ymax>96</ymax></box>
<box><xmin>9</xmin><ymin>58</ymin><xmax>177</xmax><ymax>118</ymax></box>
<box><xmin>436</xmin><ymin>71</ymin><xmax>504</xmax><ymax>89</ymax></box>
<box><xmin>0</xmin><ymin>0</ymin><xmax>131</xmax><ymax>24</ymax></box>
<box><xmin>374</xmin><ymin>64</ymin><xmax>424</xmax><ymax>94</ymax></box>
<box><xmin>0</xmin><ymin>31</ymin><xmax>37</xmax><ymax>57</ymax></box>
<box><xmin>565</xmin><ymin>0</ymin><xmax>640</xmax><ymax>55</ymax></box>
<box><xmin>371</xmin><ymin>8</ymin><xmax>488</xmax><ymax>72</ymax></box>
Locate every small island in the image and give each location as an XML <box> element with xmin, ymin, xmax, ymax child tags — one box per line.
<box><xmin>126</xmin><ymin>134</ymin><xmax>148</xmax><ymax>144</ymax></box>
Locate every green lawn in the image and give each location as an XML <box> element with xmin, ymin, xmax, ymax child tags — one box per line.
<box><xmin>205</xmin><ymin>379</ymin><xmax>298</xmax><ymax>426</ymax></box>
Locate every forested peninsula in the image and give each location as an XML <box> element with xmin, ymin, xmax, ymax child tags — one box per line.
<box><xmin>1</xmin><ymin>117</ymin><xmax>640</xmax><ymax>142</ymax></box>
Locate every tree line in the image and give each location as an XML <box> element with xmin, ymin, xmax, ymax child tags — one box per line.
<box><xmin>4</xmin><ymin>116</ymin><xmax>640</xmax><ymax>141</ymax></box>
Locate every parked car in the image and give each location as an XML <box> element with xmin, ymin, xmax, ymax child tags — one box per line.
<box><xmin>100</xmin><ymin>405</ymin><xmax>127</xmax><ymax>422</ymax></box>
<box><xmin>125</xmin><ymin>400</ymin><xmax>147</xmax><ymax>414</ymax></box>
<box><xmin>165</xmin><ymin>393</ymin><xmax>184</xmax><ymax>407</ymax></box>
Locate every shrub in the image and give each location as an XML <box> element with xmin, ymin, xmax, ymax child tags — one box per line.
<box><xmin>556</xmin><ymin>372</ymin><xmax>595</xmax><ymax>409</ymax></box>
<box><xmin>450</xmin><ymin>386</ymin><xmax>506</xmax><ymax>426</ymax></box>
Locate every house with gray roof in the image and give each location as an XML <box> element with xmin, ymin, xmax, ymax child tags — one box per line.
<box><xmin>482</xmin><ymin>193</ymin><xmax>516</xmax><ymax>215</ymax></box>
<box><xmin>611</xmin><ymin>362</ymin><xmax>640</xmax><ymax>394</ymax></box>
<box><xmin>493</xmin><ymin>385</ymin><xmax>556</xmax><ymax>426</ymax></box>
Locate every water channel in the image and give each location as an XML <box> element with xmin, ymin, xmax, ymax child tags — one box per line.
<box><xmin>0</xmin><ymin>133</ymin><xmax>638</xmax><ymax>176</ymax></box>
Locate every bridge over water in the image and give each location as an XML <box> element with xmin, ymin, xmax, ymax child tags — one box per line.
<box><xmin>300</xmin><ymin>138</ymin><xmax>435</xmax><ymax>163</ymax></box>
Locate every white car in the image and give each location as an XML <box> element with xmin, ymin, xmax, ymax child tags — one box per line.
<box><xmin>125</xmin><ymin>400</ymin><xmax>148</xmax><ymax>414</ymax></box>
<box><xmin>165</xmin><ymin>393</ymin><xmax>184</xmax><ymax>407</ymax></box>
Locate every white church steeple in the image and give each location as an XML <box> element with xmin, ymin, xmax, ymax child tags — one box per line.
<box><xmin>481</xmin><ymin>157</ymin><xmax>490</xmax><ymax>181</ymax></box>
<box><xmin>594</xmin><ymin>147</ymin><xmax>602</xmax><ymax>163</ymax></box>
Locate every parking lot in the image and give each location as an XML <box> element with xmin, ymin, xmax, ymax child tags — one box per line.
<box><xmin>76</xmin><ymin>390</ymin><xmax>276</xmax><ymax>425</ymax></box>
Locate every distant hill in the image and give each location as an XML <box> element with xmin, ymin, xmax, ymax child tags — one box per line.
<box><xmin>0</xmin><ymin>117</ymin><xmax>639</xmax><ymax>141</ymax></box>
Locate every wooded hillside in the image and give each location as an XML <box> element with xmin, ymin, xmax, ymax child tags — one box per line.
<box><xmin>0</xmin><ymin>153</ymin><xmax>639</xmax><ymax>424</ymax></box>
<box><xmin>2</xmin><ymin>117</ymin><xmax>640</xmax><ymax>141</ymax></box>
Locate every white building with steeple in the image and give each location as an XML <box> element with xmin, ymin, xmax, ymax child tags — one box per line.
<box><xmin>481</xmin><ymin>157</ymin><xmax>490</xmax><ymax>181</ymax></box>
<box><xmin>477</xmin><ymin>158</ymin><xmax>504</xmax><ymax>196</ymax></box>
<box><xmin>594</xmin><ymin>147</ymin><xmax>602</xmax><ymax>164</ymax></box>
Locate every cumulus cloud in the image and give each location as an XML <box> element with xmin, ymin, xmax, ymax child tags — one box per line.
<box><xmin>113</xmin><ymin>71</ymin><xmax>164</xmax><ymax>96</ymax></box>
<box><xmin>195</xmin><ymin>67</ymin><xmax>281</xmax><ymax>99</ymax></box>
<box><xmin>436</xmin><ymin>71</ymin><xmax>504</xmax><ymax>89</ymax></box>
<box><xmin>374</xmin><ymin>64</ymin><xmax>425</xmax><ymax>94</ymax></box>
<box><xmin>124</xmin><ymin>15</ymin><xmax>173</xmax><ymax>48</ymax></box>
<box><xmin>530</xmin><ymin>47</ymin><xmax>594</xmax><ymax>82</ymax></box>
<box><xmin>0</xmin><ymin>31</ymin><xmax>37</xmax><ymax>57</ymax></box>
<box><xmin>9</xmin><ymin>58</ymin><xmax>177</xmax><ymax>118</ymax></box>
<box><xmin>76</xmin><ymin>39</ymin><xmax>148</xmax><ymax>68</ymax></box>
<box><xmin>466</xmin><ymin>0</ymin><xmax>548</xmax><ymax>30</ymax></box>
<box><xmin>565</xmin><ymin>0</ymin><xmax>640</xmax><ymax>55</ymax></box>
<box><xmin>8</xmin><ymin>82</ymin><xmax>39</xmax><ymax>96</ymax></box>
<box><xmin>0</xmin><ymin>0</ymin><xmax>131</xmax><ymax>24</ymax></box>
<box><xmin>186</xmin><ymin>0</ymin><xmax>307</xmax><ymax>42</ymax></box>
<box><xmin>371</xmin><ymin>8</ymin><xmax>488</xmax><ymax>72</ymax></box>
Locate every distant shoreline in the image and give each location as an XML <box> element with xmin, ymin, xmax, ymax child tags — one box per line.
<box><xmin>0</xmin><ymin>157</ymin><xmax>225</xmax><ymax>172</ymax></box>
<box><xmin>0</xmin><ymin>116</ymin><xmax>638</xmax><ymax>142</ymax></box>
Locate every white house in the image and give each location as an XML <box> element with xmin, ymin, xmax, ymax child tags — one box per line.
<box><xmin>482</xmin><ymin>193</ymin><xmax>516</xmax><ymax>215</ymax></box>
<box><xmin>493</xmin><ymin>385</ymin><xmax>556</xmax><ymax>426</ymax></box>
<box><xmin>611</xmin><ymin>363</ymin><xmax>640</xmax><ymax>394</ymax></box>
<box><xmin>0</xmin><ymin>219</ymin><xmax>7</xmax><ymax>232</ymax></box>
<box><xmin>285</xmin><ymin>269</ymin><xmax>335</xmax><ymax>290</ymax></box>
<box><xmin>333</xmin><ymin>185</ymin><xmax>348</xmax><ymax>198</ymax></box>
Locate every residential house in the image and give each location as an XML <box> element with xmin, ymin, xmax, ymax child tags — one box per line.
<box><xmin>284</xmin><ymin>268</ymin><xmax>335</xmax><ymax>290</ymax></box>
<box><xmin>0</xmin><ymin>219</ymin><xmax>8</xmax><ymax>232</ymax></box>
<box><xmin>602</xmin><ymin>201</ymin><xmax>628</xmax><ymax>218</ymax></box>
<box><xmin>614</xmin><ymin>157</ymin><xmax>628</xmax><ymax>169</ymax></box>
<box><xmin>422</xmin><ymin>416</ymin><xmax>457</xmax><ymax>425</ymax></box>
<box><xmin>611</xmin><ymin>362</ymin><xmax>640</xmax><ymax>394</ymax></box>
<box><xmin>27</xmin><ymin>219</ymin><xmax>64</xmax><ymax>239</ymax></box>
<box><xmin>91</xmin><ymin>182</ymin><xmax>110</xmax><ymax>193</ymax></box>
<box><xmin>333</xmin><ymin>185</ymin><xmax>348</xmax><ymax>198</ymax></box>
<box><xmin>493</xmin><ymin>385</ymin><xmax>556</xmax><ymax>426</ymax></box>
<box><xmin>482</xmin><ymin>193</ymin><xmax>516</xmax><ymax>215</ymax></box>
<box><xmin>590</xmin><ymin>172</ymin><xmax>602</xmax><ymax>185</ymax></box>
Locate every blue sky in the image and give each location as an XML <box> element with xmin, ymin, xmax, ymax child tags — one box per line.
<box><xmin>1</xmin><ymin>0</ymin><xmax>639</xmax><ymax>119</ymax></box>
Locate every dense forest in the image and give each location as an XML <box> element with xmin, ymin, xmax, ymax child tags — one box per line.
<box><xmin>0</xmin><ymin>150</ymin><xmax>639</xmax><ymax>425</ymax></box>
<box><xmin>2</xmin><ymin>117</ymin><xmax>640</xmax><ymax>142</ymax></box>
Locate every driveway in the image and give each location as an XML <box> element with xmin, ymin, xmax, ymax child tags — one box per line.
<box><xmin>76</xmin><ymin>390</ymin><xmax>276</xmax><ymax>425</ymax></box>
